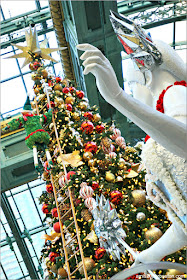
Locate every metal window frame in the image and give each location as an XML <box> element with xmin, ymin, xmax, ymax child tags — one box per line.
<box><xmin>1</xmin><ymin>179</ymin><xmax>49</xmax><ymax>279</ymax></box>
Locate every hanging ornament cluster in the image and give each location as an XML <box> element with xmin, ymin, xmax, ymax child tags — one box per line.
<box><xmin>109</xmin><ymin>125</ymin><xmax>126</xmax><ymax>150</ymax></box>
<box><xmin>79</xmin><ymin>182</ymin><xmax>96</xmax><ymax>212</ymax></box>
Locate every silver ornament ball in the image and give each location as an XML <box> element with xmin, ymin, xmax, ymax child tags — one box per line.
<box><xmin>136</xmin><ymin>212</ymin><xmax>146</xmax><ymax>221</ymax></box>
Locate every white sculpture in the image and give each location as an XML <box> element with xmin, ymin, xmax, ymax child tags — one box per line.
<box><xmin>76</xmin><ymin>11</ymin><xmax>187</xmax><ymax>265</ymax></box>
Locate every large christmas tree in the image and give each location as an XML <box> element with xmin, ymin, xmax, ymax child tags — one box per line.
<box><xmin>33</xmin><ymin>69</ymin><xmax>185</xmax><ymax>279</ymax></box>
<box><xmin>3</xmin><ymin>27</ymin><xmax>186</xmax><ymax>280</ymax></box>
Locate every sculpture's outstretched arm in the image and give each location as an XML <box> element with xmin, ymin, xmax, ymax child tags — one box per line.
<box><xmin>110</xmin><ymin>88</ymin><xmax>186</xmax><ymax>159</ymax></box>
<box><xmin>133</xmin><ymin>223</ymin><xmax>187</xmax><ymax>265</ymax></box>
<box><xmin>77</xmin><ymin>44</ymin><xmax>187</xmax><ymax>159</ymax></box>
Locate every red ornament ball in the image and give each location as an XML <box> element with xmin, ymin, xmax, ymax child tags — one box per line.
<box><xmin>76</xmin><ymin>90</ymin><xmax>84</xmax><ymax>99</ymax></box>
<box><xmin>85</xmin><ymin>142</ymin><xmax>98</xmax><ymax>154</ymax></box>
<box><xmin>96</xmin><ymin>124</ymin><xmax>105</xmax><ymax>133</ymax></box>
<box><xmin>53</xmin><ymin>222</ymin><xmax>61</xmax><ymax>233</ymax></box>
<box><xmin>81</xmin><ymin>121</ymin><xmax>94</xmax><ymax>134</ymax></box>
<box><xmin>47</xmin><ymin>101</ymin><xmax>55</xmax><ymax>109</ymax></box>
<box><xmin>69</xmin><ymin>87</ymin><xmax>76</xmax><ymax>92</ymax></box>
<box><xmin>67</xmin><ymin>171</ymin><xmax>76</xmax><ymax>180</ymax></box>
<box><xmin>42</xmin><ymin>204</ymin><xmax>49</xmax><ymax>214</ymax></box>
<box><xmin>92</xmin><ymin>181</ymin><xmax>99</xmax><ymax>191</ymax></box>
<box><xmin>33</xmin><ymin>61</ymin><xmax>41</xmax><ymax>70</ymax></box>
<box><xmin>62</xmin><ymin>87</ymin><xmax>70</xmax><ymax>94</ymax></box>
<box><xmin>55</xmin><ymin>77</ymin><xmax>61</xmax><ymax>83</ymax></box>
<box><xmin>48</xmin><ymin>251</ymin><xmax>60</xmax><ymax>263</ymax></box>
<box><xmin>46</xmin><ymin>183</ymin><xmax>53</xmax><ymax>193</ymax></box>
<box><xmin>95</xmin><ymin>247</ymin><xmax>106</xmax><ymax>260</ymax></box>
<box><xmin>52</xmin><ymin>208</ymin><xmax>58</xmax><ymax>217</ymax></box>
<box><xmin>110</xmin><ymin>190</ymin><xmax>123</xmax><ymax>205</ymax></box>
<box><xmin>84</xmin><ymin>111</ymin><xmax>93</xmax><ymax>120</ymax></box>
<box><xmin>66</xmin><ymin>104</ymin><xmax>72</xmax><ymax>111</ymax></box>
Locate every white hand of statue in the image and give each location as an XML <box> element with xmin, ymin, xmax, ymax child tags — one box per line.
<box><xmin>76</xmin><ymin>44</ymin><xmax>123</xmax><ymax>104</ymax></box>
<box><xmin>132</xmin><ymin>224</ymin><xmax>187</xmax><ymax>266</ymax></box>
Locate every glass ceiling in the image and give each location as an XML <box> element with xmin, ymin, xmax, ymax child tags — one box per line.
<box><xmin>1</xmin><ymin>1</ymin><xmax>186</xmax><ymax>120</ymax></box>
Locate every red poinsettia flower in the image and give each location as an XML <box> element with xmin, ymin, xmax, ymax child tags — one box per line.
<box><xmin>41</xmin><ymin>204</ymin><xmax>49</xmax><ymax>214</ymax></box>
<box><xmin>84</xmin><ymin>111</ymin><xmax>93</xmax><ymax>120</ymax></box>
<box><xmin>55</xmin><ymin>77</ymin><xmax>61</xmax><ymax>83</ymax></box>
<box><xmin>62</xmin><ymin>87</ymin><xmax>70</xmax><ymax>94</ymax></box>
<box><xmin>69</xmin><ymin>87</ymin><xmax>76</xmax><ymax>92</ymax></box>
<box><xmin>85</xmin><ymin>142</ymin><xmax>98</xmax><ymax>153</ymax></box>
<box><xmin>92</xmin><ymin>181</ymin><xmax>99</xmax><ymax>190</ymax></box>
<box><xmin>76</xmin><ymin>90</ymin><xmax>84</xmax><ymax>99</ymax></box>
<box><xmin>48</xmin><ymin>251</ymin><xmax>59</xmax><ymax>263</ymax></box>
<box><xmin>94</xmin><ymin>247</ymin><xmax>106</xmax><ymax>260</ymax></box>
<box><xmin>46</xmin><ymin>184</ymin><xmax>53</xmax><ymax>193</ymax></box>
<box><xmin>81</xmin><ymin>121</ymin><xmax>94</xmax><ymax>134</ymax></box>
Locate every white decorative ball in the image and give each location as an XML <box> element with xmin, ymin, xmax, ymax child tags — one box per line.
<box><xmin>80</xmin><ymin>186</ymin><xmax>93</xmax><ymax>199</ymax></box>
<box><xmin>84</xmin><ymin>197</ymin><xmax>96</xmax><ymax>210</ymax></box>
<box><xmin>115</xmin><ymin>136</ymin><xmax>125</xmax><ymax>146</ymax></box>
<box><xmin>120</xmin><ymin>143</ymin><xmax>126</xmax><ymax>150</ymax></box>
<box><xmin>108</xmin><ymin>152</ymin><xmax>117</xmax><ymax>159</ymax></box>
<box><xmin>80</xmin><ymin>182</ymin><xmax>88</xmax><ymax>188</ymax></box>
<box><xmin>136</xmin><ymin>212</ymin><xmax>146</xmax><ymax>221</ymax></box>
<box><xmin>110</xmin><ymin>128</ymin><xmax>121</xmax><ymax>140</ymax></box>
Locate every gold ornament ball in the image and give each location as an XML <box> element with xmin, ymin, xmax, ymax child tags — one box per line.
<box><xmin>79</xmin><ymin>101</ymin><xmax>88</xmax><ymax>110</ymax></box>
<box><xmin>118</xmin><ymin>158</ymin><xmax>126</xmax><ymax>169</ymax></box>
<box><xmin>136</xmin><ymin>212</ymin><xmax>146</xmax><ymax>221</ymax></box>
<box><xmin>105</xmin><ymin>171</ymin><xmax>115</xmax><ymax>182</ymax></box>
<box><xmin>72</xmin><ymin>112</ymin><xmax>80</xmax><ymax>121</ymax></box>
<box><xmin>93</xmin><ymin>113</ymin><xmax>101</xmax><ymax>122</ymax></box>
<box><xmin>131</xmin><ymin>190</ymin><xmax>146</xmax><ymax>207</ymax></box>
<box><xmin>50</xmin><ymin>264</ymin><xmax>58</xmax><ymax>274</ymax></box>
<box><xmin>65</xmin><ymin>96</ymin><xmax>75</xmax><ymax>104</ymax></box>
<box><xmin>57</xmin><ymin>267</ymin><xmax>68</xmax><ymax>278</ymax></box>
<box><xmin>81</xmin><ymin>209</ymin><xmax>93</xmax><ymax>222</ymax></box>
<box><xmin>41</xmin><ymin>69</ymin><xmax>48</xmax><ymax>78</ymax></box>
<box><xmin>78</xmin><ymin>258</ymin><xmax>95</xmax><ymax>275</ymax></box>
<box><xmin>83</xmin><ymin>152</ymin><xmax>93</xmax><ymax>161</ymax></box>
<box><xmin>54</xmin><ymin>84</ymin><xmax>62</xmax><ymax>91</ymax></box>
<box><xmin>29</xmin><ymin>63</ymin><xmax>35</xmax><ymax>71</ymax></box>
<box><xmin>145</xmin><ymin>227</ymin><xmax>163</xmax><ymax>244</ymax></box>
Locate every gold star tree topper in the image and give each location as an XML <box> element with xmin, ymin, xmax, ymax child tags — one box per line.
<box><xmin>6</xmin><ymin>26</ymin><xmax>66</xmax><ymax>68</ymax></box>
